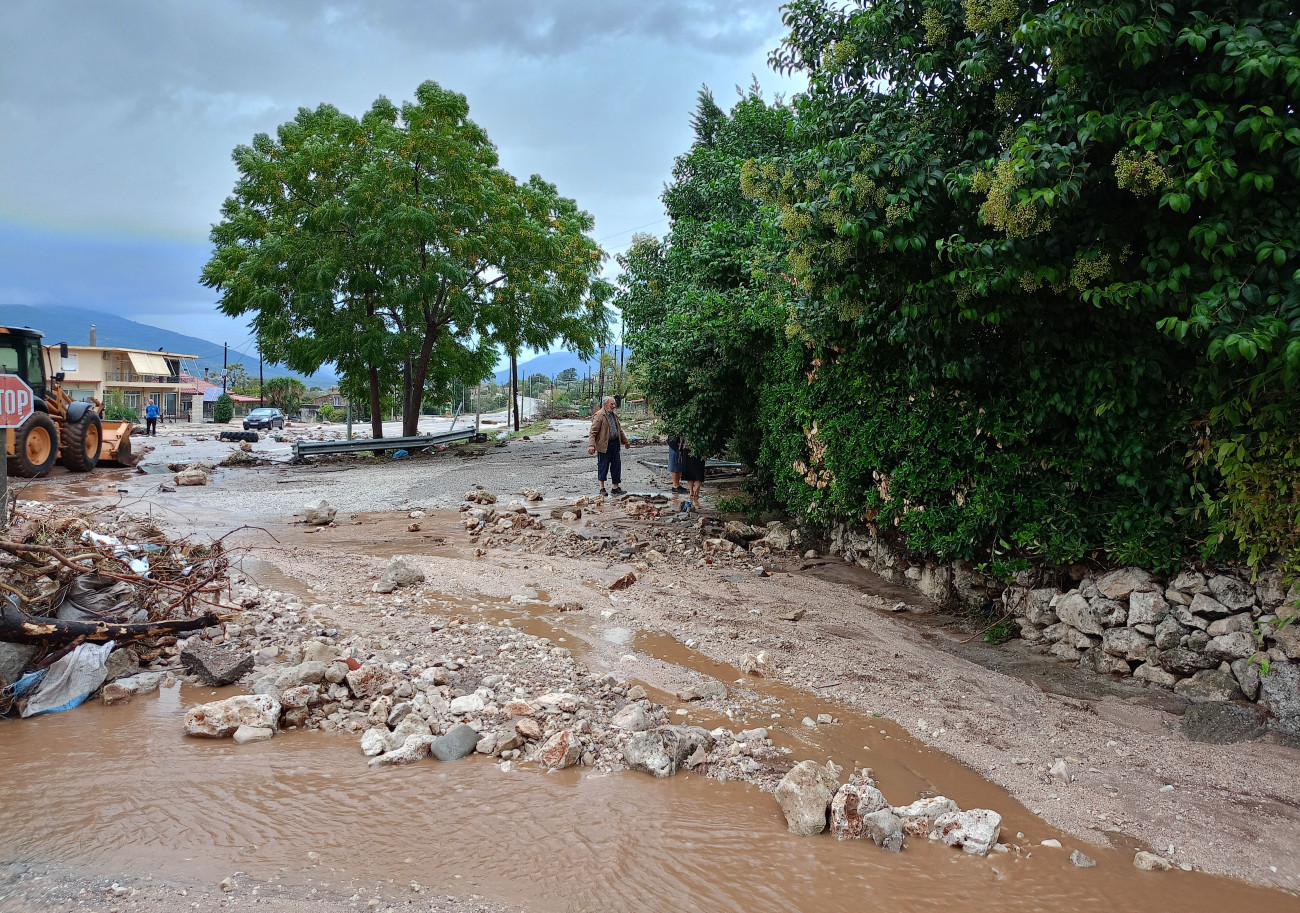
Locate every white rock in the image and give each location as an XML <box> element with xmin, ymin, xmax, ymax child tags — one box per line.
<box><xmin>184</xmin><ymin>694</ymin><xmax>281</xmax><ymax>738</ymax></box>
<box><xmin>775</xmin><ymin>760</ymin><xmax>839</xmax><ymax>836</ymax></box>
<box><xmin>368</xmin><ymin>734</ymin><xmax>434</xmax><ymax>767</ymax></box>
<box><xmin>448</xmin><ymin>693</ymin><xmax>486</xmax><ymax>714</ymax></box>
<box><xmin>611</xmin><ymin>703</ymin><xmax>651</xmax><ymax>732</ymax></box>
<box><xmin>893</xmin><ymin>797</ymin><xmax>959</xmax><ymax>836</ymax></box>
<box><xmin>232</xmin><ymin>725</ymin><xmax>274</xmax><ymax>744</ymax></box>
<box><xmin>360</xmin><ymin>727</ymin><xmax>389</xmax><ymax>757</ymax></box>
<box><xmin>303</xmin><ymin>499</ymin><xmax>336</xmax><ymax>526</ymax></box>
<box><xmin>932</xmin><ymin>809</ymin><xmax>1002</xmax><ymax>856</ymax></box>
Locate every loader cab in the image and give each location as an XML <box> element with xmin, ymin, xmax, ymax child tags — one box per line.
<box><xmin>0</xmin><ymin>327</ymin><xmax>47</xmax><ymax>403</ymax></box>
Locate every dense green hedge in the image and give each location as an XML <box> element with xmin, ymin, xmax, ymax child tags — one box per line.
<box><xmin>621</xmin><ymin>1</ymin><xmax>1300</xmax><ymax>578</ymax></box>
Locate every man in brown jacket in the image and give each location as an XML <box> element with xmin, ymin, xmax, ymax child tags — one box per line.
<box><xmin>588</xmin><ymin>395</ymin><xmax>631</xmax><ymax>495</ymax></box>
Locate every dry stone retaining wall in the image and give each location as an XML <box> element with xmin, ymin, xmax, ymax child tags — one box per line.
<box><xmin>827</xmin><ymin>522</ymin><xmax>1299</xmax><ymax>744</ymax></box>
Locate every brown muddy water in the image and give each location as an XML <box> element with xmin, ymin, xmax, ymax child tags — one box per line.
<box><xmin>1</xmin><ymin>686</ymin><xmax>1295</xmax><ymax>913</ymax></box>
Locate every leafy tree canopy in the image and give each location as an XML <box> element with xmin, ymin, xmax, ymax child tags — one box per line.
<box><xmin>622</xmin><ymin>2</ymin><xmax>1300</xmax><ymax>577</ymax></box>
<box><xmin>202</xmin><ymin>80</ymin><xmax>610</xmax><ymax>437</ymax></box>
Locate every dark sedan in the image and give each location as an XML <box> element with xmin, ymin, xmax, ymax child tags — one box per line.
<box><xmin>243</xmin><ymin>407</ymin><xmax>285</xmax><ymax>431</ymax></box>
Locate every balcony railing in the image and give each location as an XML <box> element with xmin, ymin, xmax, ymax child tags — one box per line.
<box><xmin>104</xmin><ymin>371</ymin><xmax>181</xmax><ymax>384</ymax></box>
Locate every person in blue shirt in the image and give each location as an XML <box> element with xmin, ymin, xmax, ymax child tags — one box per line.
<box><xmin>144</xmin><ymin>400</ymin><xmax>160</xmax><ymax>436</ymax></box>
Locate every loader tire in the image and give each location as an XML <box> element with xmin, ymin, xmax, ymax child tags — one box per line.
<box><xmin>8</xmin><ymin>413</ymin><xmax>59</xmax><ymax>478</ymax></box>
<box><xmin>61</xmin><ymin>410</ymin><xmax>102</xmax><ymax>472</ymax></box>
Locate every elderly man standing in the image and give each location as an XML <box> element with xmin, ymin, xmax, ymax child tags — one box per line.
<box><xmin>588</xmin><ymin>395</ymin><xmax>630</xmax><ymax>495</ymax></box>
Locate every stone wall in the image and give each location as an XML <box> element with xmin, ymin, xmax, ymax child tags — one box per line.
<box><xmin>827</xmin><ymin>521</ymin><xmax>1299</xmax><ymax>744</ymax></box>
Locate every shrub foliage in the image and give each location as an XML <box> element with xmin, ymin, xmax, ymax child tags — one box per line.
<box><xmin>620</xmin><ymin>1</ymin><xmax>1300</xmax><ymax>577</ymax></box>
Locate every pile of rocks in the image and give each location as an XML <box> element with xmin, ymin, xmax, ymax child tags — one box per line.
<box><xmin>460</xmin><ymin>498</ymin><xmax>547</xmax><ymax>538</ymax></box>
<box><xmin>1006</xmin><ymin>567</ymin><xmax>1298</xmax><ymax>742</ymax></box>
<box><xmin>464</xmin><ymin>492</ymin><xmax>805</xmax><ymax>569</ymax></box>
<box><xmin>774</xmin><ymin>760</ymin><xmax>1002</xmax><ymax>856</ymax></box>
<box><xmin>176</xmin><ymin>583</ymin><xmax>791</xmax><ymax>788</ymax></box>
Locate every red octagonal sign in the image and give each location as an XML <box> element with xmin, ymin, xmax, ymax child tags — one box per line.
<box><xmin>0</xmin><ymin>375</ymin><xmax>35</xmax><ymax>429</ymax></box>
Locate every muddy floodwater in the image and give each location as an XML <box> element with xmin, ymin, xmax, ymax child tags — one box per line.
<box><xmin>1</xmin><ymin>685</ymin><xmax>1294</xmax><ymax>913</ymax></box>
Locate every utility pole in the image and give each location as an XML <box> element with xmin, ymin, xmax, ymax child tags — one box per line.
<box><xmin>222</xmin><ymin>343</ymin><xmax>228</xmax><ymax>393</ymax></box>
<box><xmin>258</xmin><ymin>345</ymin><xmax>264</xmax><ymax>407</ymax></box>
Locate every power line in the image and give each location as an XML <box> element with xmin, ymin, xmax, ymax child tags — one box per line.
<box><xmin>594</xmin><ymin>217</ymin><xmax>668</xmax><ymax>245</ymax></box>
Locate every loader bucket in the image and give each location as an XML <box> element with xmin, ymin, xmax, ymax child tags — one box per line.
<box><xmin>100</xmin><ymin>420</ymin><xmax>135</xmax><ymax>467</ymax></box>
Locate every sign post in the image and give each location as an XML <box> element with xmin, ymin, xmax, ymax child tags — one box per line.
<box><xmin>0</xmin><ymin>375</ymin><xmax>36</xmax><ymax>529</ymax></box>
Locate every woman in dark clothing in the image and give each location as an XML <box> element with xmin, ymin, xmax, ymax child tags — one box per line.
<box><xmin>667</xmin><ymin>436</ymin><xmax>686</xmax><ymax>493</ymax></box>
<box><xmin>678</xmin><ymin>442</ymin><xmax>706</xmax><ymax>510</ymax></box>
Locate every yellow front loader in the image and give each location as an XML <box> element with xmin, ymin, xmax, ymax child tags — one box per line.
<box><xmin>1</xmin><ymin>327</ymin><xmax>133</xmax><ymax>478</ymax></box>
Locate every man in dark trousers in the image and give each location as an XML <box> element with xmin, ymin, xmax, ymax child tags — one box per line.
<box><xmin>144</xmin><ymin>399</ymin><xmax>160</xmax><ymax>436</ymax></box>
<box><xmin>588</xmin><ymin>395</ymin><xmax>630</xmax><ymax>495</ymax></box>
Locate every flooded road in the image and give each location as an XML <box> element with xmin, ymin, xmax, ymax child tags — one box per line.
<box><xmin>2</xmin><ymin>685</ymin><xmax>1296</xmax><ymax>913</ymax></box>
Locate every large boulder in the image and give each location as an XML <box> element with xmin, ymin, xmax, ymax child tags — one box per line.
<box><xmin>1023</xmin><ymin>589</ymin><xmax>1059</xmax><ymax>626</ymax></box>
<box><xmin>829</xmin><ymin>782</ymin><xmax>889</xmax><ymax>839</ymax></box>
<box><xmin>1174</xmin><ymin>669</ymin><xmax>1245</xmax><ymax>703</ymax></box>
<box><xmin>184</xmin><ymin>694</ymin><xmax>280</xmax><ymax>738</ymax></box>
<box><xmin>302</xmin><ymin>500</ymin><xmax>336</xmax><ymax>526</ymax></box>
<box><xmin>537</xmin><ymin>730</ymin><xmax>583</xmax><ymax>769</ymax></box>
<box><xmin>369</xmin><ymin>734</ymin><xmax>434</xmax><ymax>767</ymax></box>
<box><xmin>1082</xmin><ymin>646</ymin><xmax>1131</xmax><ymax>676</ymax></box>
<box><xmin>892</xmin><ymin>796</ymin><xmax>959</xmax><ymax>837</ymax></box>
<box><xmin>373</xmin><ymin>556</ymin><xmax>426</xmax><ymax>593</ymax></box>
<box><xmin>431</xmin><ymin>723</ymin><xmax>482</xmax><ymax>762</ymax></box>
<box><xmin>863</xmin><ymin>809</ymin><xmax>904</xmax><ymax>850</ymax></box>
<box><xmin>1205</xmin><ymin>632</ymin><xmax>1255</xmax><ymax>662</ymax></box>
<box><xmin>623</xmin><ymin>726</ymin><xmax>712</xmax><ymax>778</ymax></box>
<box><xmin>1102</xmin><ymin>627</ymin><xmax>1153</xmax><ymax>661</ymax></box>
<box><xmin>1092</xmin><ymin>598</ymin><xmax>1129</xmax><ymax>628</ymax></box>
<box><xmin>775</xmin><ymin>760</ymin><xmax>839</xmax><ymax>836</ymax></box>
<box><xmin>180</xmin><ymin>640</ymin><xmax>254</xmax><ymax>686</ymax></box>
<box><xmin>677</xmin><ymin>680</ymin><xmax>728</xmax><ymax>702</ymax></box>
<box><xmin>1230</xmin><ymin>657</ymin><xmax>1262</xmax><ymax>701</ymax></box>
<box><xmin>1207</xmin><ymin>575</ymin><xmax>1256</xmax><ymax>611</ymax></box>
<box><xmin>1154</xmin><ymin>615</ymin><xmax>1186</xmax><ymax>650</ymax></box>
<box><xmin>931</xmin><ymin>809</ymin><xmax>1002</xmax><ymax>856</ymax></box>
<box><xmin>1181</xmin><ymin>702</ymin><xmax>1268</xmax><ymax>744</ymax></box>
<box><xmin>1127</xmin><ymin>591</ymin><xmax>1169</xmax><ymax>627</ymax></box>
<box><xmin>1055</xmin><ymin>593</ymin><xmax>1103</xmax><ymax>636</ymax></box>
<box><xmin>0</xmin><ymin>642</ymin><xmax>37</xmax><ymax>687</ymax></box>
<box><xmin>610</xmin><ymin>703</ymin><xmax>651</xmax><ymax>732</ymax></box>
<box><xmin>1096</xmin><ymin>568</ymin><xmax>1155</xmax><ymax>600</ymax></box>
<box><xmin>174</xmin><ymin>468</ymin><xmax>207</xmax><ymax>486</ymax></box>
<box><xmin>1157</xmin><ymin>648</ymin><xmax>1217</xmax><ymax>676</ymax></box>
<box><xmin>1190</xmin><ymin>593</ymin><xmax>1233</xmax><ymax>619</ymax></box>
<box><xmin>1259</xmin><ymin>664</ymin><xmax>1300</xmax><ymax>746</ymax></box>
<box><xmin>1133</xmin><ymin>662</ymin><xmax>1178</xmax><ymax>688</ymax></box>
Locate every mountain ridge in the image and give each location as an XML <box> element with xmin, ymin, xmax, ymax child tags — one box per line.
<box><xmin>0</xmin><ymin>304</ymin><xmax>338</xmax><ymax>387</ymax></box>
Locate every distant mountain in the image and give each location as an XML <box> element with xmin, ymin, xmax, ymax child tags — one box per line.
<box><xmin>492</xmin><ymin>349</ymin><xmax>612</xmax><ymax>385</ymax></box>
<box><xmin>0</xmin><ymin>304</ymin><xmax>338</xmax><ymax>388</ymax></box>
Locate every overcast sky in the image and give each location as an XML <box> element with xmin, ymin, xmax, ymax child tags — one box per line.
<box><xmin>0</xmin><ymin>1</ymin><xmax>801</xmax><ymax>358</ymax></box>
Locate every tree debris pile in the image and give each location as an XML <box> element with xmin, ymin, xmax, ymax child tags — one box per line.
<box><xmin>0</xmin><ymin>504</ymin><xmax>231</xmax><ymax>713</ymax></box>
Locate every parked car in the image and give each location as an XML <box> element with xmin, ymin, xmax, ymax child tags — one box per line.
<box><xmin>243</xmin><ymin>407</ymin><xmax>285</xmax><ymax>431</ymax></box>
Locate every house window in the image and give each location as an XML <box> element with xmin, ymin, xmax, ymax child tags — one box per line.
<box><xmin>125</xmin><ymin>393</ymin><xmax>141</xmax><ymax>410</ymax></box>
<box><xmin>165</xmin><ymin>392</ymin><xmax>177</xmax><ymax>416</ymax></box>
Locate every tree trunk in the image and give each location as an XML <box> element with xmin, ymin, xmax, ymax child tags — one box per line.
<box><xmin>511</xmin><ymin>353</ymin><xmax>520</xmax><ymax>432</ymax></box>
<box><xmin>596</xmin><ymin>346</ymin><xmax>606</xmax><ymax>410</ymax></box>
<box><xmin>367</xmin><ymin>364</ymin><xmax>383</xmax><ymax>440</ymax></box>
<box><xmin>0</xmin><ymin>607</ymin><xmax>224</xmax><ymax>647</ymax></box>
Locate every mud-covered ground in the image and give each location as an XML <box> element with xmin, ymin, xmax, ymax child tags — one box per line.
<box><xmin>6</xmin><ymin>418</ymin><xmax>1300</xmax><ymax>911</ymax></box>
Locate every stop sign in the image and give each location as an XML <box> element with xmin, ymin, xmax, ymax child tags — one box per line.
<box><xmin>0</xmin><ymin>375</ymin><xmax>35</xmax><ymax>429</ymax></box>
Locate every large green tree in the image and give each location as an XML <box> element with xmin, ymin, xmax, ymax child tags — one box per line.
<box><xmin>618</xmin><ymin>87</ymin><xmax>795</xmax><ymax>464</ymax></box>
<box><xmin>262</xmin><ymin>376</ymin><xmax>306</xmax><ymax>414</ymax></box>
<box><xmin>754</xmin><ymin>0</ymin><xmax>1299</xmax><ymax>571</ymax></box>
<box><xmin>203</xmin><ymin>81</ymin><xmax>609</xmax><ymax>437</ymax></box>
<box><xmin>624</xmin><ymin>2</ymin><xmax>1300</xmax><ymax>576</ymax></box>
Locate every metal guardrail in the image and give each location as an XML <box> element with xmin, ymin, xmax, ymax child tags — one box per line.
<box><xmin>292</xmin><ymin>428</ymin><xmax>477</xmax><ymax>458</ymax></box>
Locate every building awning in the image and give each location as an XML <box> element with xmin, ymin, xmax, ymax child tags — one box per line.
<box><xmin>128</xmin><ymin>351</ymin><xmax>170</xmax><ymax>375</ymax></box>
